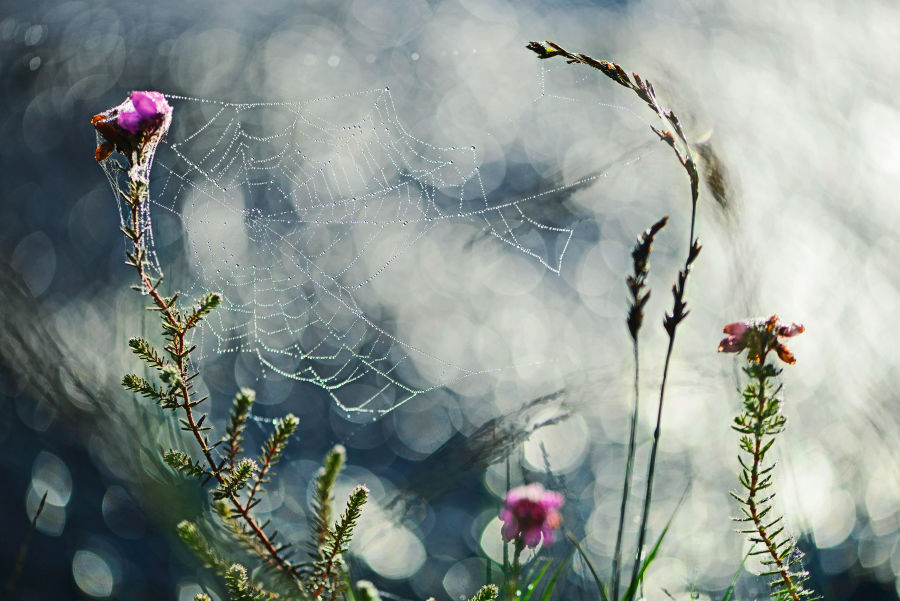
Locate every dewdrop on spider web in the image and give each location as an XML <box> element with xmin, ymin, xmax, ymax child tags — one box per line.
<box><xmin>94</xmin><ymin>84</ymin><xmax>657</xmax><ymax>419</ymax></box>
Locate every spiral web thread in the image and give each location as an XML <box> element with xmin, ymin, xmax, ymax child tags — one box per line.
<box><xmin>99</xmin><ymin>76</ymin><xmax>653</xmax><ymax>416</ymax></box>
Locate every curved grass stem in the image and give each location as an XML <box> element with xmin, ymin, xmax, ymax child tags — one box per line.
<box><xmin>525</xmin><ymin>43</ymin><xmax>703</xmax><ymax>592</ymax></box>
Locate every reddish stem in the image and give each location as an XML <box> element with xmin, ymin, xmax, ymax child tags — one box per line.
<box><xmin>126</xmin><ymin>184</ymin><xmax>294</xmax><ymax>578</ymax></box>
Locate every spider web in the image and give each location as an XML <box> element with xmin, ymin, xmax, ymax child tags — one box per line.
<box><xmin>100</xmin><ymin>74</ymin><xmax>656</xmax><ymax>416</ymax></box>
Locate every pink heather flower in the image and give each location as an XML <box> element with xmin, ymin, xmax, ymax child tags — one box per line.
<box><xmin>91</xmin><ymin>91</ymin><xmax>172</xmax><ymax>163</ymax></box>
<box><xmin>718</xmin><ymin>315</ymin><xmax>804</xmax><ymax>364</ymax></box>
<box><xmin>499</xmin><ymin>483</ymin><xmax>564</xmax><ymax>548</ymax></box>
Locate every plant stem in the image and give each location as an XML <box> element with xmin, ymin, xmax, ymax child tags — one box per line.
<box><xmin>509</xmin><ymin>538</ymin><xmax>524</xmax><ymax>601</ymax></box>
<box><xmin>124</xmin><ymin>177</ymin><xmax>295</xmax><ymax>579</ymax></box>
<box><xmin>629</xmin><ymin>334</ymin><xmax>675</xmax><ymax>589</ymax></box>
<box><xmin>747</xmin><ymin>366</ymin><xmax>801</xmax><ymax>601</ymax></box>
<box><xmin>525</xmin><ymin>43</ymin><xmax>702</xmax><ymax>591</ymax></box>
<box><xmin>612</xmin><ymin>341</ymin><xmax>640</xmax><ymax>601</ymax></box>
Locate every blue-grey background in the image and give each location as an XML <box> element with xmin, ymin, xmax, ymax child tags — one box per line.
<box><xmin>2</xmin><ymin>1</ymin><xmax>899</xmax><ymax>600</ymax></box>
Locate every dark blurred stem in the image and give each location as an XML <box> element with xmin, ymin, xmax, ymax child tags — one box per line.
<box><xmin>2</xmin><ymin>491</ymin><xmax>47</xmax><ymax>601</ymax></box>
<box><xmin>509</xmin><ymin>538</ymin><xmax>524</xmax><ymax>601</ymax></box>
<box><xmin>503</xmin><ymin>458</ymin><xmax>511</xmax><ymax>578</ymax></box>
<box><xmin>611</xmin><ymin>342</ymin><xmax>640</xmax><ymax>601</ymax></box>
<box><xmin>688</xmin><ymin>195</ymin><xmax>697</xmax><ymax>256</ymax></box>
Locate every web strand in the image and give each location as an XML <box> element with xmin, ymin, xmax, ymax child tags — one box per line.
<box><xmin>100</xmin><ymin>78</ymin><xmax>655</xmax><ymax>416</ymax></box>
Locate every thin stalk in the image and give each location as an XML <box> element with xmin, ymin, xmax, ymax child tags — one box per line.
<box><xmin>747</xmin><ymin>362</ymin><xmax>801</xmax><ymax>601</ymax></box>
<box><xmin>508</xmin><ymin>538</ymin><xmax>524</xmax><ymax>601</ymax></box>
<box><xmin>2</xmin><ymin>492</ymin><xmax>47</xmax><ymax>601</ymax></box>
<box><xmin>631</xmin><ymin>176</ymin><xmax>699</xmax><ymax>589</ymax></box>
<box><xmin>611</xmin><ymin>342</ymin><xmax>640</xmax><ymax>601</ymax></box>
<box><xmin>525</xmin><ymin>43</ymin><xmax>702</xmax><ymax>592</ymax></box>
<box><xmin>246</xmin><ymin>441</ymin><xmax>277</xmax><ymax>510</ymax></box>
<box><xmin>629</xmin><ymin>334</ymin><xmax>675</xmax><ymax>588</ymax></box>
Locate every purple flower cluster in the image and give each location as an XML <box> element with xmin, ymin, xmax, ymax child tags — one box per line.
<box><xmin>91</xmin><ymin>91</ymin><xmax>172</xmax><ymax>163</ymax></box>
<box><xmin>116</xmin><ymin>91</ymin><xmax>170</xmax><ymax>134</ymax></box>
<box><xmin>718</xmin><ymin>315</ymin><xmax>804</xmax><ymax>364</ymax></box>
<box><xmin>499</xmin><ymin>483</ymin><xmax>564</xmax><ymax>548</ymax></box>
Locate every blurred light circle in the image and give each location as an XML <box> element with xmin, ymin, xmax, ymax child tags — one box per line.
<box><xmin>26</xmin><ymin>483</ymin><xmax>66</xmax><ymax>536</ymax></box>
<box><xmin>393</xmin><ymin>403</ymin><xmax>456</xmax><ymax>455</ymax></box>
<box><xmin>523</xmin><ymin>411</ymin><xmax>589</xmax><ymax>474</ymax></box>
<box><xmin>72</xmin><ymin>550</ymin><xmax>114</xmax><ymax>598</ymax></box>
<box><xmin>11</xmin><ymin>230</ymin><xmax>56</xmax><ymax>297</ymax></box>
<box><xmin>355</xmin><ymin>510</ymin><xmax>425</xmax><ymax>579</ymax></box>
<box><xmin>101</xmin><ymin>485</ymin><xmax>146</xmax><ymax>540</ymax></box>
<box><xmin>23</xmin><ymin>24</ymin><xmax>45</xmax><ymax>46</ymax></box>
<box><xmin>478</xmin><ymin>516</ymin><xmax>505</xmax><ymax>564</ymax></box>
<box><xmin>443</xmin><ymin>557</ymin><xmax>487</xmax><ymax>601</ymax></box>
<box><xmin>866</xmin><ymin>473</ymin><xmax>900</xmax><ymax>523</ymax></box>
<box><xmin>811</xmin><ymin>489</ymin><xmax>856</xmax><ymax>549</ymax></box>
<box><xmin>31</xmin><ymin>450</ymin><xmax>72</xmax><ymax>506</ymax></box>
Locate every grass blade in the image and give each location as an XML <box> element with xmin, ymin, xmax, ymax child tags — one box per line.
<box><xmin>566</xmin><ymin>533</ymin><xmax>610</xmax><ymax>601</ymax></box>
<box><xmin>622</xmin><ymin>488</ymin><xmax>688</xmax><ymax>601</ymax></box>
<box><xmin>722</xmin><ymin>551</ymin><xmax>749</xmax><ymax>601</ymax></box>
<box><xmin>539</xmin><ymin>549</ymin><xmax>574</xmax><ymax>601</ymax></box>
<box><xmin>522</xmin><ymin>560</ymin><xmax>552</xmax><ymax>601</ymax></box>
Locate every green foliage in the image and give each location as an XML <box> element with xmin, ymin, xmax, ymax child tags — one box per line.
<box><xmin>620</xmin><ymin>490</ymin><xmax>686</xmax><ymax>601</ymax></box>
<box><xmin>164</xmin><ymin>450</ymin><xmax>208</xmax><ymax>479</ymax></box>
<box><xmin>309</xmin><ymin>445</ymin><xmax>346</xmax><ymax>555</ymax></box>
<box><xmin>122</xmin><ymin>372</ymin><xmax>178</xmax><ymax>409</ymax></box>
<box><xmin>470</xmin><ymin>584</ymin><xmax>499</xmax><ymax>601</ymax></box>
<box><xmin>224</xmin><ymin>564</ymin><xmax>269</xmax><ymax>601</ymax></box>
<box><xmin>214</xmin><ymin>458</ymin><xmax>257</xmax><ymax>500</ymax></box>
<box><xmin>177</xmin><ymin>520</ymin><xmax>229</xmax><ymax>575</ymax></box>
<box><xmin>247</xmin><ymin>414</ymin><xmax>299</xmax><ymax>509</ymax></box>
<box><xmin>114</xmin><ymin>151</ymin><xmax>319</xmax><ymax>593</ymax></box>
<box><xmin>224</xmin><ymin>388</ymin><xmax>256</xmax><ymax>468</ymax></box>
<box><xmin>566</xmin><ymin>533</ymin><xmax>609</xmax><ymax>601</ymax></box>
<box><xmin>538</xmin><ymin>552</ymin><xmax>573</xmax><ymax>601</ymax></box>
<box><xmin>128</xmin><ymin>336</ymin><xmax>165</xmax><ymax>368</ymax></box>
<box><xmin>521</xmin><ymin>561</ymin><xmax>552</xmax><ymax>601</ymax></box>
<box><xmin>159</xmin><ymin>364</ymin><xmax>183</xmax><ymax>388</ymax></box>
<box><xmin>732</xmin><ymin>361</ymin><xmax>818</xmax><ymax>601</ymax></box>
<box><xmin>722</xmin><ymin>552</ymin><xmax>750</xmax><ymax>601</ymax></box>
<box><xmin>186</xmin><ymin>292</ymin><xmax>222</xmax><ymax>330</ymax></box>
<box><xmin>309</xmin><ymin>485</ymin><xmax>369</xmax><ymax>601</ymax></box>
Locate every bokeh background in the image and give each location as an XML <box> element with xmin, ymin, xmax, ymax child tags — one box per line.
<box><xmin>2</xmin><ymin>0</ymin><xmax>900</xmax><ymax>600</ymax></box>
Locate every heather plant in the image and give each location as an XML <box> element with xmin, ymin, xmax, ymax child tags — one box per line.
<box><xmin>92</xmin><ymin>90</ymin><xmax>499</xmax><ymax>601</ymax></box>
<box><xmin>94</xmin><ymin>90</ymin><xmax>358</xmax><ymax>600</ymax></box>
<box><xmin>719</xmin><ymin>317</ymin><xmax>818</xmax><ymax>601</ymax></box>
